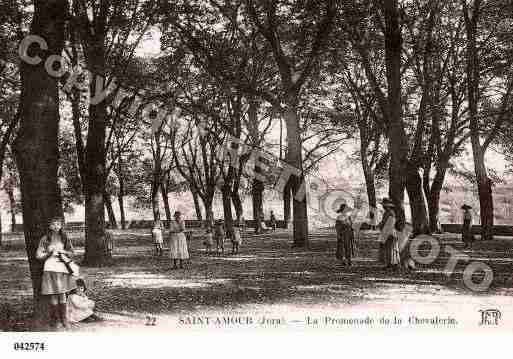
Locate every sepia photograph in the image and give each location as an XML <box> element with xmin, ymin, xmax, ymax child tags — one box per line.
<box><xmin>1</xmin><ymin>0</ymin><xmax>513</xmax><ymax>350</ymax></box>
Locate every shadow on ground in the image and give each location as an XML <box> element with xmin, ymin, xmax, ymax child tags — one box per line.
<box><xmin>1</xmin><ymin>229</ymin><xmax>513</xmax><ymax>331</ymax></box>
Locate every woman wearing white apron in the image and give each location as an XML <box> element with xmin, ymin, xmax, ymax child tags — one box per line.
<box><xmin>378</xmin><ymin>199</ymin><xmax>400</xmax><ymax>269</ymax></box>
<box><xmin>168</xmin><ymin>211</ymin><xmax>189</xmax><ymax>269</ymax></box>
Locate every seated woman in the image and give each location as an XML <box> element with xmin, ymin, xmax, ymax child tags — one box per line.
<box><xmin>67</xmin><ymin>278</ymin><xmax>101</xmax><ymax>323</ymax></box>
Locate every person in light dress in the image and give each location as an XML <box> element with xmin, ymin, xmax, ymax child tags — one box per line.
<box><xmin>378</xmin><ymin>199</ymin><xmax>400</xmax><ymax>269</ymax></box>
<box><xmin>168</xmin><ymin>211</ymin><xmax>189</xmax><ymax>269</ymax></box>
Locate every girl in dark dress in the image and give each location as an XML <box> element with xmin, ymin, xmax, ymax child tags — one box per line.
<box><xmin>461</xmin><ymin>204</ymin><xmax>475</xmax><ymax>249</ymax></box>
<box><xmin>335</xmin><ymin>204</ymin><xmax>355</xmax><ymax>266</ymax></box>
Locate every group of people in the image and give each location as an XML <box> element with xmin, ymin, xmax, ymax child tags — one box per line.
<box><xmin>203</xmin><ymin>219</ymin><xmax>243</xmax><ymax>255</ymax></box>
<box><xmin>36</xmin><ymin>217</ymin><xmax>100</xmax><ymax>329</ymax></box>
<box><xmin>151</xmin><ymin>211</ymin><xmax>190</xmax><ymax>269</ymax></box>
<box><xmin>334</xmin><ymin>198</ymin><xmax>413</xmax><ymax>270</ymax></box>
<box><xmin>151</xmin><ymin>212</ymin><xmax>247</xmax><ymax>263</ymax></box>
<box><xmin>335</xmin><ymin>198</ymin><xmax>477</xmax><ymax>269</ymax></box>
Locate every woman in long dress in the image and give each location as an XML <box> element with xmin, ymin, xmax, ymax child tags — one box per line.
<box><xmin>168</xmin><ymin>211</ymin><xmax>189</xmax><ymax>269</ymax></box>
<box><xmin>335</xmin><ymin>203</ymin><xmax>355</xmax><ymax>266</ymax></box>
<box><xmin>378</xmin><ymin>199</ymin><xmax>400</xmax><ymax>269</ymax></box>
<box><xmin>461</xmin><ymin>204</ymin><xmax>475</xmax><ymax>249</ymax></box>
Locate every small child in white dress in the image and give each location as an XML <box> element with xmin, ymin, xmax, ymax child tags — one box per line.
<box><xmin>152</xmin><ymin>220</ymin><xmax>164</xmax><ymax>257</ymax></box>
<box><xmin>231</xmin><ymin>225</ymin><xmax>242</xmax><ymax>255</ymax></box>
<box><xmin>67</xmin><ymin>279</ymin><xmax>101</xmax><ymax>323</ymax></box>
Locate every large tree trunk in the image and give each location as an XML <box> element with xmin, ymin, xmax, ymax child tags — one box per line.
<box><xmin>103</xmin><ymin>192</ymin><xmax>117</xmax><ymax>229</ymax></box>
<box><xmin>362</xmin><ymin>161</ymin><xmax>377</xmax><ymax>223</ymax></box>
<box><xmin>151</xmin><ymin>179</ymin><xmax>161</xmax><ymax>223</ymax></box>
<box><xmin>160</xmin><ymin>182</ymin><xmax>171</xmax><ymax>227</ymax></box>
<box><xmin>7</xmin><ymin>187</ymin><xmax>17</xmax><ymax>230</ymax></box>
<box><xmin>474</xmin><ymin>153</ymin><xmax>494</xmax><ymax>240</ymax></box>
<box><xmin>384</xmin><ymin>1</ymin><xmax>408</xmax><ymax>224</ymax></box>
<box><xmin>463</xmin><ymin>5</ymin><xmax>494</xmax><ymax>241</ymax></box>
<box><xmin>202</xmin><ymin>196</ymin><xmax>214</xmax><ymax>227</ymax></box>
<box><xmin>231</xmin><ymin>179</ymin><xmax>243</xmax><ymax>223</ymax></box>
<box><xmin>13</xmin><ymin>0</ymin><xmax>67</xmax><ymax>326</ymax></box>
<box><xmin>406</xmin><ymin>162</ymin><xmax>430</xmax><ymax>235</ymax></box>
<box><xmin>427</xmin><ymin>187</ymin><xmax>442</xmax><ymax>234</ymax></box>
<box><xmin>252</xmin><ymin>178</ymin><xmax>264</xmax><ymax>233</ymax></box>
<box><xmin>191</xmin><ymin>188</ymin><xmax>203</xmax><ymax>222</ymax></box>
<box><xmin>222</xmin><ymin>185</ymin><xmax>234</xmax><ymax>236</ymax></box>
<box><xmin>425</xmin><ymin>163</ymin><xmax>448</xmax><ymax>233</ymax></box>
<box><xmin>117</xmin><ymin>194</ymin><xmax>126</xmax><ymax>230</ymax></box>
<box><xmin>284</xmin><ymin>106</ymin><xmax>308</xmax><ymax>247</ymax></box>
<box><xmin>82</xmin><ymin>51</ymin><xmax>109</xmax><ymax>266</ymax></box>
<box><xmin>283</xmin><ymin>181</ymin><xmax>291</xmax><ymax>229</ymax></box>
<box><xmin>117</xmin><ymin>162</ymin><xmax>126</xmax><ymax>229</ymax></box>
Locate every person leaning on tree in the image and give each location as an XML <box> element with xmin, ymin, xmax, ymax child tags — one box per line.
<box><xmin>36</xmin><ymin>217</ymin><xmax>78</xmax><ymax>329</ymax></box>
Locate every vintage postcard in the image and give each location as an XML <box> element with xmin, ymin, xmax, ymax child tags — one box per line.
<box><xmin>1</xmin><ymin>0</ymin><xmax>513</xmax><ymax>355</ymax></box>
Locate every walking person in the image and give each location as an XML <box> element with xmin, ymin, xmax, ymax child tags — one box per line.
<box><xmin>378</xmin><ymin>199</ymin><xmax>400</xmax><ymax>270</ymax></box>
<box><xmin>168</xmin><ymin>211</ymin><xmax>189</xmax><ymax>269</ymax></box>
<box><xmin>36</xmin><ymin>217</ymin><xmax>78</xmax><ymax>329</ymax></box>
<box><xmin>461</xmin><ymin>204</ymin><xmax>475</xmax><ymax>249</ymax></box>
<box><xmin>335</xmin><ymin>203</ymin><xmax>356</xmax><ymax>266</ymax></box>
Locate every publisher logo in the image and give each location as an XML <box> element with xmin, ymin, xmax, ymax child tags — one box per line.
<box><xmin>479</xmin><ymin>309</ymin><xmax>501</xmax><ymax>326</ymax></box>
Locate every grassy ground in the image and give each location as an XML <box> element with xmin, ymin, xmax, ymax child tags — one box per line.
<box><xmin>1</xmin><ymin>229</ymin><xmax>513</xmax><ymax>332</ymax></box>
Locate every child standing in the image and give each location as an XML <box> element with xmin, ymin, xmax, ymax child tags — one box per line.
<box><xmin>269</xmin><ymin>211</ymin><xmax>277</xmax><ymax>232</ymax></box>
<box><xmin>152</xmin><ymin>220</ymin><xmax>164</xmax><ymax>257</ymax></box>
<box><xmin>214</xmin><ymin>220</ymin><xmax>225</xmax><ymax>255</ymax></box>
<box><xmin>203</xmin><ymin>227</ymin><xmax>214</xmax><ymax>255</ymax></box>
<box><xmin>36</xmin><ymin>217</ymin><xmax>77</xmax><ymax>329</ymax></box>
<box><xmin>231</xmin><ymin>224</ymin><xmax>242</xmax><ymax>255</ymax></box>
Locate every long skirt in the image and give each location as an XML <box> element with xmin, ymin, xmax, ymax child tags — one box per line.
<box><xmin>169</xmin><ymin>232</ymin><xmax>189</xmax><ymax>259</ymax></box>
<box><xmin>383</xmin><ymin>235</ymin><xmax>400</xmax><ymax>266</ymax></box>
<box><xmin>41</xmin><ymin>271</ymin><xmax>77</xmax><ymax>295</ymax></box>
<box><xmin>336</xmin><ymin>226</ymin><xmax>355</xmax><ymax>261</ymax></box>
<box><xmin>462</xmin><ymin>219</ymin><xmax>475</xmax><ymax>244</ymax></box>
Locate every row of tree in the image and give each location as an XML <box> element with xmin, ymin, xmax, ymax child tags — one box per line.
<box><xmin>1</xmin><ymin>0</ymin><xmax>512</xmax><ymax>316</ymax></box>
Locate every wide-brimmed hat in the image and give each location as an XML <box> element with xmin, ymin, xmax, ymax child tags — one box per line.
<box><xmin>381</xmin><ymin>198</ymin><xmax>395</xmax><ymax>208</ymax></box>
<box><xmin>461</xmin><ymin>204</ymin><xmax>472</xmax><ymax>210</ymax></box>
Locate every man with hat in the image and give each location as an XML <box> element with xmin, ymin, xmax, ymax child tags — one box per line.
<box><xmin>461</xmin><ymin>204</ymin><xmax>475</xmax><ymax>249</ymax></box>
<box><xmin>335</xmin><ymin>202</ymin><xmax>356</xmax><ymax>266</ymax></box>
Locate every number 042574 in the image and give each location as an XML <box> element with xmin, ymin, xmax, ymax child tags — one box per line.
<box><xmin>13</xmin><ymin>342</ymin><xmax>46</xmax><ymax>351</ymax></box>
